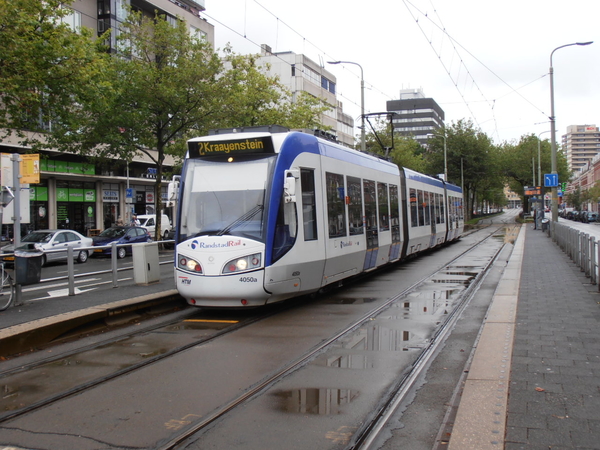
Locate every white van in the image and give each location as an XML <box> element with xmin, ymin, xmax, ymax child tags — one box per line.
<box><xmin>137</xmin><ymin>214</ymin><xmax>172</xmax><ymax>240</ymax></box>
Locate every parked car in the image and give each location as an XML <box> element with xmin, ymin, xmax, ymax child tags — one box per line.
<box><xmin>136</xmin><ymin>214</ymin><xmax>172</xmax><ymax>240</ymax></box>
<box><xmin>581</xmin><ymin>212</ymin><xmax>598</xmax><ymax>223</ymax></box>
<box><xmin>0</xmin><ymin>229</ymin><xmax>92</xmax><ymax>266</ymax></box>
<box><xmin>92</xmin><ymin>226</ymin><xmax>152</xmax><ymax>259</ymax></box>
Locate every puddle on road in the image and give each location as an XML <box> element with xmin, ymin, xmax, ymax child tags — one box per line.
<box><xmin>273</xmin><ymin>388</ymin><xmax>359</xmax><ymax>415</ymax></box>
<box><xmin>307</xmin><ymin>261</ymin><xmax>489</xmax><ymax>376</ymax></box>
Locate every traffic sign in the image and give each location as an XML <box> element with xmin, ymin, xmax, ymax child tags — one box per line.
<box><xmin>544</xmin><ymin>173</ymin><xmax>558</xmax><ymax>187</ymax></box>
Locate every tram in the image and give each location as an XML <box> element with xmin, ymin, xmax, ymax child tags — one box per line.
<box><xmin>174</xmin><ymin>126</ymin><xmax>464</xmax><ymax>307</ymax></box>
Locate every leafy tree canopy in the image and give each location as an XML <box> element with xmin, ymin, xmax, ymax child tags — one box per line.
<box><xmin>0</xmin><ymin>0</ymin><xmax>109</xmax><ymax>144</ymax></box>
<box><xmin>363</xmin><ymin>117</ymin><xmax>427</xmax><ymax>172</ymax></box>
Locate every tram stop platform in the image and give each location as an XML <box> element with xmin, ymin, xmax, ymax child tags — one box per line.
<box><xmin>446</xmin><ymin>223</ymin><xmax>600</xmax><ymax>450</ymax></box>
<box><xmin>1</xmin><ymin>221</ymin><xmax>600</xmax><ymax>449</ymax></box>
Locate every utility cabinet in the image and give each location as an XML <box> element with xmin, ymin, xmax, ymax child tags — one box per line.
<box><xmin>132</xmin><ymin>243</ymin><xmax>160</xmax><ymax>285</ymax></box>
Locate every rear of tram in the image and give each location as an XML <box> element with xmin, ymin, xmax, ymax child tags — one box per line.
<box><xmin>175</xmin><ymin>132</ymin><xmax>290</xmax><ymax>307</ymax></box>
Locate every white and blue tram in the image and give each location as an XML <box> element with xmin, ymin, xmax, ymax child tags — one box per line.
<box><xmin>174</xmin><ymin>127</ymin><xmax>464</xmax><ymax>307</ymax></box>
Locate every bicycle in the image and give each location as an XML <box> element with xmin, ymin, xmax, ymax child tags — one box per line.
<box><xmin>0</xmin><ymin>262</ymin><xmax>14</xmax><ymax>311</ymax></box>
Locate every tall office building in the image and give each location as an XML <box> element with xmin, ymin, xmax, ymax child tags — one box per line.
<box><xmin>386</xmin><ymin>88</ymin><xmax>445</xmax><ymax>146</ymax></box>
<box><xmin>562</xmin><ymin>125</ymin><xmax>600</xmax><ymax>173</ymax></box>
<box><xmin>256</xmin><ymin>46</ymin><xmax>355</xmax><ymax>147</ymax></box>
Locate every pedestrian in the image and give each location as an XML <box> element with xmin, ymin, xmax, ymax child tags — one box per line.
<box><xmin>131</xmin><ymin>214</ymin><xmax>140</xmax><ymax>226</ymax></box>
<box><xmin>116</xmin><ymin>216</ymin><xmax>124</xmax><ymax>226</ymax></box>
<box><xmin>104</xmin><ymin>213</ymin><xmax>112</xmax><ymax>230</ymax></box>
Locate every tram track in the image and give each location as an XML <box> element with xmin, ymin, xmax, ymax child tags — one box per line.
<box><xmin>0</xmin><ymin>219</ymin><xmax>517</xmax><ymax>450</ymax></box>
<box><xmin>159</xmin><ymin>221</ymin><xmax>515</xmax><ymax>449</ymax></box>
<box><xmin>0</xmin><ymin>305</ymin><xmax>283</xmax><ymax>423</ymax></box>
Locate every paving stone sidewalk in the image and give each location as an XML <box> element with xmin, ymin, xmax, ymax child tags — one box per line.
<box><xmin>506</xmin><ymin>226</ymin><xmax>600</xmax><ymax>450</ymax></box>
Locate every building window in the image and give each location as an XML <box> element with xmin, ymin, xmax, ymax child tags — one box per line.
<box><xmin>62</xmin><ymin>9</ymin><xmax>81</xmax><ymax>31</ymax></box>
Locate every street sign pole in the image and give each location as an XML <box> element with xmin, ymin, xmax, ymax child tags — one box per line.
<box><xmin>11</xmin><ymin>154</ymin><xmax>22</xmax><ymax>306</ymax></box>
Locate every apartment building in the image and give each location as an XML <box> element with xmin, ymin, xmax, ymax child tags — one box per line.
<box><xmin>563</xmin><ymin>124</ymin><xmax>600</xmax><ymax>173</ymax></box>
<box><xmin>2</xmin><ymin>0</ymin><xmax>214</xmax><ymax>236</ymax></box>
<box><xmin>256</xmin><ymin>46</ymin><xmax>355</xmax><ymax>147</ymax></box>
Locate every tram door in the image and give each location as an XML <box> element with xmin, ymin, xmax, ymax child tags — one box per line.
<box><xmin>363</xmin><ymin>179</ymin><xmax>378</xmax><ymax>270</ymax></box>
<box><xmin>389</xmin><ymin>185</ymin><xmax>401</xmax><ymax>260</ymax></box>
<box><xmin>429</xmin><ymin>192</ymin><xmax>437</xmax><ymax>248</ymax></box>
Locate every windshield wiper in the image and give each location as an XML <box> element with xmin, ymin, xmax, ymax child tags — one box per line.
<box><xmin>216</xmin><ymin>204</ymin><xmax>263</xmax><ymax>236</ymax></box>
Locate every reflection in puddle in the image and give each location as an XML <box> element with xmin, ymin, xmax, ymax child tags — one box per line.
<box><xmin>274</xmin><ymin>388</ymin><xmax>359</xmax><ymax>415</ymax></box>
<box><xmin>323</xmin><ymin>354</ymin><xmax>373</xmax><ymax>369</ymax></box>
<box><xmin>322</xmin><ymin>297</ymin><xmax>379</xmax><ymax>305</ymax></box>
<box><xmin>334</xmin><ymin>325</ymin><xmax>426</xmax><ymax>352</ymax></box>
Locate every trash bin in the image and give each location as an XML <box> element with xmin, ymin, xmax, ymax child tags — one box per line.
<box><xmin>15</xmin><ymin>248</ymin><xmax>43</xmax><ymax>285</ymax></box>
<box><xmin>541</xmin><ymin>218</ymin><xmax>550</xmax><ymax>232</ymax></box>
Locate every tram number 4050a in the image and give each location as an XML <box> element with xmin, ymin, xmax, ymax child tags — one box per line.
<box><xmin>239</xmin><ymin>277</ymin><xmax>258</xmax><ymax>283</ymax></box>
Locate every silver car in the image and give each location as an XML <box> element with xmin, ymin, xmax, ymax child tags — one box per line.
<box><xmin>1</xmin><ymin>229</ymin><xmax>93</xmax><ymax>266</ymax></box>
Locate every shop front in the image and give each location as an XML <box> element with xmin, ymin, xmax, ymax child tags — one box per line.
<box><xmin>56</xmin><ymin>181</ymin><xmax>97</xmax><ymax>235</ymax></box>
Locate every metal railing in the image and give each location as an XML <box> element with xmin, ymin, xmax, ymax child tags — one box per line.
<box><xmin>550</xmin><ymin>222</ymin><xmax>599</xmax><ymax>288</ymax></box>
<box><xmin>2</xmin><ymin>240</ymin><xmax>175</xmax><ymax>306</ymax></box>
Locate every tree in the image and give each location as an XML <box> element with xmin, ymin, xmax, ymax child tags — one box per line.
<box><xmin>427</xmin><ymin>120</ymin><xmax>501</xmax><ymax>220</ymax></box>
<box><xmin>363</xmin><ymin>118</ymin><xmax>427</xmax><ymax>172</ymax></box>
<box><xmin>49</xmin><ymin>9</ymin><xmax>226</xmax><ymax>240</ymax></box>
<box><xmin>566</xmin><ymin>186</ymin><xmax>582</xmax><ymax>211</ymax></box>
<box><xmin>0</xmin><ymin>0</ymin><xmax>109</xmax><ymax>144</ymax></box>
<box><xmin>500</xmin><ymin>134</ymin><xmax>569</xmax><ymax>213</ymax></box>
<box><xmin>215</xmin><ymin>50</ymin><xmax>329</xmax><ymax>130</ymax></box>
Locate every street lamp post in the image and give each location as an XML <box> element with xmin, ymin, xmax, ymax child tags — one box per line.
<box><xmin>327</xmin><ymin>61</ymin><xmax>365</xmax><ymax>152</ymax></box>
<box><xmin>549</xmin><ymin>41</ymin><xmax>593</xmax><ymax>223</ymax></box>
<box><xmin>537</xmin><ymin>130</ymin><xmax>551</xmax><ymax>229</ymax></box>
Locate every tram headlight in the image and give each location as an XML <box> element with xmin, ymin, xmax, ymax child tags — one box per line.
<box><xmin>178</xmin><ymin>255</ymin><xmax>203</xmax><ymax>274</ymax></box>
<box><xmin>222</xmin><ymin>253</ymin><xmax>262</xmax><ymax>274</ymax></box>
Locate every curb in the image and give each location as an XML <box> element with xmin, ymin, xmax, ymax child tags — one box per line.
<box><xmin>0</xmin><ymin>289</ymin><xmax>182</xmax><ymax>358</ymax></box>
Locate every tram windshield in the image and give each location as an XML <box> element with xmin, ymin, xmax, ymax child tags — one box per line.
<box><xmin>179</xmin><ymin>157</ymin><xmax>275</xmax><ymax>242</ymax></box>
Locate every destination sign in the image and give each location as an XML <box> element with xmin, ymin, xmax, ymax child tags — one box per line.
<box><xmin>524</xmin><ymin>186</ymin><xmax>541</xmax><ymax>196</ymax></box>
<box><xmin>188</xmin><ymin>136</ymin><xmax>275</xmax><ymax>158</ymax></box>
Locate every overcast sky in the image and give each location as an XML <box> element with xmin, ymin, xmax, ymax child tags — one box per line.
<box><xmin>204</xmin><ymin>0</ymin><xmax>598</xmax><ymax>144</ymax></box>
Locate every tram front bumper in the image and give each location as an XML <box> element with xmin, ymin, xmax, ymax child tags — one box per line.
<box><xmin>175</xmin><ymin>269</ymin><xmax>269</xmax><ymax>307</ymax></box>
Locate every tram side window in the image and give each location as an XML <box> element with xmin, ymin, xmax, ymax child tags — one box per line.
<box><xmin>301</xmin><ymin>169</ymin><xmax>318</xmax><ymax>241</ymax></box>
<box><xmin>410</xmin><ymin>188</ymin><xmax>418</xmax><ymax>227</ymax></box>
<box><xmin>377</xmin><ymin>182</ymin><xmax>389</xmax><ymax>231</ymax></box>
<box><xmin>363</xmin><ymin>179</ymin><xmax>377</xmax><ymax>234</ymax></box>
<box><xmin>425</xmin><ymin>192</ymin><xmax>432</xmax><ymax>226</ymax></box>
<box><xmin>438</xmin><ymin>193</ymin><xmax>445</xmax><ymax>223</ymax></box>
<box><xmin>347</xmin><ymin>176</ymin><xmax>363</xmax><ymax>236</ymax></box>
<box><xmin>326</xmin><ymin>172</ymin><xmax>347</xmax><ymax>238</ymax></box>
<box><xmin>417</xmin><ymin>190</ymin><xmax>425</xmax><ymax>226</ymax></box>
<box><xmin>390</xmin><ymin>185</ymin><xmax>400</xmax><ymax>242</ymax></box>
